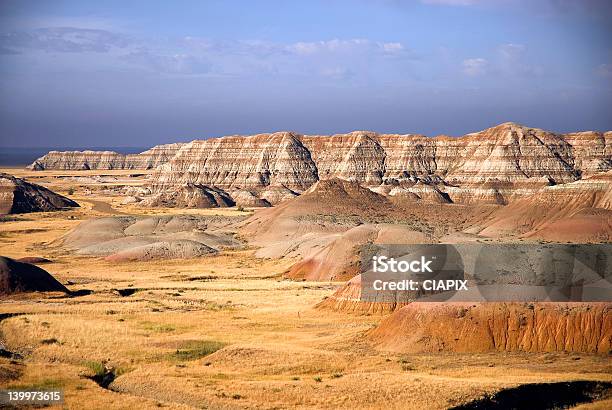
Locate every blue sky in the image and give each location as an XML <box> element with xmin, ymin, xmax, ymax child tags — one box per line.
<box><xmin>0</xmin><ymin>0</ymin><xmax>611</xmax><ymax>147</ymax></box>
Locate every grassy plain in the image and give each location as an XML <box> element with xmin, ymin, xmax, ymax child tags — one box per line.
<box><xmin>1</xmin><ymin>168</ymin><xmax>610</xmax><ymax>409</ymax></box>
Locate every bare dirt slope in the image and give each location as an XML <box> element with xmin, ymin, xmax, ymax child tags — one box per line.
<box><xmin>478</xmin><ymin>173</ymin><xmax>612</xmax><ymax>241</ymax></box>
<box><xmin>368</xmin><ymin>302</ymin><xmax>611</xmax><ymax>354</ymax></box>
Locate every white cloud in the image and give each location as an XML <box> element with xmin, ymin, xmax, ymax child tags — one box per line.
<box><xmin>121</xmin><ymin>50</ymin><xmax>211</xmax><ymax>74</ymax></box>
<box><xmin>286</xmin><ymin>39</ymin><xmax>405</xmax><ymax>56</ymax></box>
<box><xmin>462</xmin><ymin>58</ymin><xmax>488</xmax><ymax>75</ymax></box>
<box><xmin>1</xmin><ymin>27</ymin><xmax>410</xmax><ymax>79</ymax></box>
<box><xmin>0</xmin><ymin>27</ymin><xmax>130</xmax><ymax>54</ymax></box>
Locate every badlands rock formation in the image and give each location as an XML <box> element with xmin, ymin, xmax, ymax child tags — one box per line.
<box><xmin>0</xmin><ymin>256</ymin><xmax>69</xmax><ymax>295</ymax></box>
<box><xmin>29</xmin><ymin>143</ymin><xmax>185</xmax><ymax>170</ymax></box>
<box><xmin>30</xmin><ymin>123</ymin><xmax>612</xmax><ymax>206</ymax></box>
<box><xmin>140</xmin><ymin>184</ymin><xmax>235</xmax><ymax>208</ymax></box>
<box><xmin>62</xmin><ymin>215</ymin><xmax>242</xmax><ymax>261</ymax></box>
<box><xmin>0</xmin><ymin>173</ymin><xmax>79</xmax><ymax>214</ymax></box>
<box><xmin>286</xmin><ymin>224</ymin><xmax>430</xmax><ymax>281</ymax></box>
<box><xmin>238</xmin><ymin>178</ymin><xmax>406</xmax><ymax>259</ymax></box>
<box><xmin>316</xmin><ymin>274</ymin><xmax>413</xmax><ymax>314</ymax></box>
<box><xmin>148</xmin><ymin>122</ymin><xmax>611</xmax><ymax>204</ymax></box>
<box><xmin>368</xmin><ymin>302</ymin><xmax>611</xmax><ymax>354</ymax></box>
<box><xmin>478</xmin><ymin>172</ymin><xmax>612</xmax><ymax>241</ymax></box>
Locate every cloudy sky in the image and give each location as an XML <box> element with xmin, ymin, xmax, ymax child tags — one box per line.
<box><xmin>1</xmin><ymin>0</ymin><xmax>611</xmax><ymax>147</ymax></box>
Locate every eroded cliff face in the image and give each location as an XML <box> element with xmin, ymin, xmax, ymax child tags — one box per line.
<box><xmin>30</xmin><ymin>123</ymin><xmax>611</xmax><ymax>205</ymax></box>
<box><xmin>151</xmin><ymin>133</ymin><xmax>318</xmax><ymax>192</ymax></box>
<box><xmin>368</xmin><ymin>302</ymin><xmax>611</xmax><ymax>354</ymax></box>
<box><xmin>149</xmin><ymin>122</ymin><xmax>610</xmax><ymax>204</ymax></box>
<box><xmin>29</xmin><ymin>143</ymin><xmax>185</xmax><ymax>171</ymax></box>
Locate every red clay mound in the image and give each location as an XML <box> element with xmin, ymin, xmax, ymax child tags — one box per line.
<box><xmin>241</xmin><ymin>178</ymin><xmax>397</xmax><ymax>234</ymax></box>
<box><xmin>479</xmin><ymin>173</ymin><xmax>611</xmax><ymax>241</ymax></box>
<box><xmin>526</xmin><ymin>208</ymin><xmax>612</xmax><ymax>243</ymax></box>
<box><xmin>0</xmin><ymin>256</ymin><xmax>69</xmax><ymax>295</ymax></box>
<box><xmin>368</xmin><ymin>302</ymin><xmax>611</xmax><ymax>354</ymax></box>
<box><xmin>316</xmin><ymin>274</ymin><xmax>412</xmax><ymax>314</ymax></box>
<box><xmin>287</xmin><ymin>224</ymin><xmax>430</xmax><ymax>281</ymax></box>
<box><xmin>239</xmin><ymin>178</ymin><xmax>409</xmax><ymax>259</ymax></box>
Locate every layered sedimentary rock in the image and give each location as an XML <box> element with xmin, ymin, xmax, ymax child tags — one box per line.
<box><xmin>152</xmin><ymin>133</ymin><xmax>319</xmax><ymax>192</ymax></box>
<box><xmin>230</xmin><ymin>189</ymin><xmax>271</xmax><ymax>208</ymax></box>
<box><xmin>316</xmin><ymin>275</ymin><xmax>411</xmax><ymax>314</ymax></box>
<box><xmin>148</xmin><ymin>123</ymin><xmax>611</xmax><ymax>205</ymax></box>
<box><xmin>368</xmin><ymin>302</ymin><xmax>611</xmax><ymax>354</ymax></box>
<box><xmin>478</xmin><ymin>172</ymin><xmax>612</xmax><ymax>240</ymax></box>
<box><xmin>31</xmin><ymin>123</ymin><xmax>611</xmax><ymax>205</ymax></box>
<box><xmin>0</xmin><ymin>173</ymin><xmax>79</xmax><ymax>214</ymax></box>
<box><xmin>29</xmin><ymin>143</ymin><xmax>185</xmax><ymax>170</ymax></box>
<box><xmin>140</xmin><ymin>184</ymin><xmax>235</xmax><ymax>208</ymax></box>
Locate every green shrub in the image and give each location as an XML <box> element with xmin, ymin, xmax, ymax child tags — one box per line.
<box><xmin>84</xmin><ymin>361</ymin><xmax>106</xmax><ymax>377</ymax></box>
<box><xmin>169</xmin><ymin>340</ymin><xmax>226</xmax><ymax>361</ymax></box>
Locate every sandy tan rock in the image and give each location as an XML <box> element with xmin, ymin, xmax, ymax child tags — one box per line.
<box><xmin>29</xmin><ymin>143</ymin><xmax>185</xmax><ymax>170</ymax></box>
<box><xmin>239</xmin><ymin>178</ymin><xmax>401</xmax><ymax>258</ymax></box>
<box><xmin>31</xmin><ymin>123</ymin><xmax>611</xmax><ymax>208</ymax></box>
<box><xmin>60</xmin><ymin>214</ymin><xmax>241</xmax><ymax>265</ymax></box>
<box><xmin>258</xmin><ymin>185</ymin><xmax>298</xmax><ymax>205</ymax></box>
<box><xmin>230</xmin><ymin>189</ymin><xmax>271</xmax><ymax>208</ymax></box>
<box><xmin>140</xmin><ymin>184</ymin><xmax>234</xmax><ymax>208</ymax></box>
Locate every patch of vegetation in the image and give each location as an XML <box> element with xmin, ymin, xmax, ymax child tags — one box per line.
<box><xmin>84</xmin><ymin>360</ymin><xmax>106</xmax><ymax>377</ymax></box>
<box><xmin>399</xmin><ymin>357</ymin><xmax>415</xmax><ymax>371</ymax></box>
<box><xmin>141</xmin><ymin>322</ymin><xmax>176</xmax><ymax>333</ymax></box>
<box><xmin>167</xmin><ymin>340</ymin><xmax>226</xmax><ymax>362</ymax></box>
<box><xmin>115</xmin><ymin>366</ymin><xmax>133</xmax><ymax>377</ymax></box>
<box><xmin>0</xmin><ymin>215</ymin><xmax>29</xmax><ymax>222</ymax></box>
<box><xmin>82</xmin><ymin>361</ymin><xmax>116</xmax><ymax>388</ymax></box>
<box><xmin>7</xmin><ymin>378</ymin><xmax>64</xmax><ymax>390</ymax></box>
<box><xmin>186</xmin><ymin>275</ymin><xmax>218</xmax><ymax>282</ymax></box>
<box><xmin>40</xmin><ymin>338</ymin><xmax>59</xmax><ymax>345</ymax></box>
<box><xmin>313</xmin><ymin>376</ymin><xmax>323</xmax><ymax>383</ymax></box>
<box><xmin>331</xmin><ymin>373</ymin><xmax>343</xmax><ymax>378</ymax></box>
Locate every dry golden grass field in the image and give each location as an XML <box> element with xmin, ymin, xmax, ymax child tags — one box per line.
<box><xmin>1</xmin><ymin>168</ymin><xmax>611</xmax><ymax>409</ymax></box>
